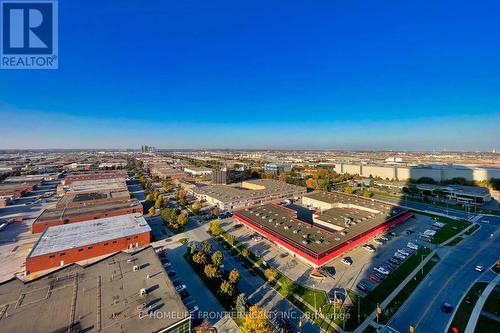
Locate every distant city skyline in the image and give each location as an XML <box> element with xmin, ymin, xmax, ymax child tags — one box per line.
<box><xmin>1</xmin><ymin>0</ymin><xmax>499</xmax><ymax>150</ymax></box>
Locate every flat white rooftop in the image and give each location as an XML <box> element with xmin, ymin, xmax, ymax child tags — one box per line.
<box><xmin>29</xmin><ymin>214</ymin><xmax>151</xmax><ymax>257</ymax></box>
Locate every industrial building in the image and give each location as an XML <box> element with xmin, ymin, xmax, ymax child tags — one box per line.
<box><xmin>183</xmin><ymin>166</ymin><xmax>213</xmax><ymax>177</ymax></box>
<box><xmin>334</xmin><ymin>163</ymin><xmax>500</xmax><ymax>182</ymax></box>
<box><xmin>0</xmin><ymin>247</ymin><xmax>191</xmax><ymax>333</ymax></box>
<box><xmin>32</xmin><ymin>199</ymin><xmax>143</xmax><ymax>233</ymax></box>
<box><xmin>55</xmin><ymin>189</ymin><xmax>131</xmax><ymax>208</ymax></box>
<box><xmin>192</xmin><ymin>179</ymin><xmax>307</xmax><ymax>210</ymax></box>
<box><xmin>409</xmin><ymin>184</ymin><xmax>492</xmax><ymax>205</ymax></box>
<box><xmin>61</xmin><ymin>170</ymin><xmax>128</xmax><ymax>185</ymax></box>
<box><xmin>212</xmin><ymin>167</ymin><xmax>251</xmax><ymax>185</ymax></box>
<box><xmin>26</xmin><ymin>214</ymin><xmax>151</xmax><ymax>273</ymax></box>
<box><xmin>263</xmin><ymin>163</ymin><xmax>293</xmax><ymax>174</ymax></box>
<box><xmin>233</xmin><ymin>196</ymin><xmax>412</xmax><ymax>267</ymax></box>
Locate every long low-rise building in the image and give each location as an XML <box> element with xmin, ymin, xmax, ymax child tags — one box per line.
<box><xmin>334</xmin><ymin>163</ymin><xmax>500</xmax><ymax>182</ymax></box>
<box><xmin>233</xmin><ymin>197</ymin><xmax>412</xmax><ymax>267</ymax></box>
<box><xmin>61</xmin><ymin>170</ymin><xmax>128</xmax><ymax>185</ymax></box>
<box><xmin>32</xmin><ymin>199</ymin><xmax>143</xmax><ymax>233</ymax></box>
<box><xmin>55</xmin><ymin>189</ymin><xmax>131</xmax><ymax>208</ymax></box>
<box><xmin>192</xmin><ymin>179</ymin><xmax>307</xmax><ymax>210</ymax></box>
<box><xmin>26</xmin><ymin>214</ymin><xmax>151</xmax><ymax>273</ymax></box>
<box><xmin>1</xmin><ymin>247</ymin><xmax>190</xmax><ymax>333</ymax></box>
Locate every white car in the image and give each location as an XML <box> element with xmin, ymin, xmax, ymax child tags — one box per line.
<box><xmin>253</xmin><ymin>236</ymin><xmax>262</xmax><ymax>241</ymax></box>
<box><xmin>374</xmin><ymin>239</ymin><xmax>384</xmax><ymax>245</ymax></box>
<box><xmin>475</xmin><ymin>265</ymin><xmax>485</xmax><ymax>272</ymax></box>
<box><xmin>341</xmin><ymin>257</ymin><xmax>353</xmax><ymax>266</ymax></box>
<box><xmin>363</xmin><ymin>245</ymin><xmax>375</xmax><ymax>253</ymax></box>
<box><xmin>175</xmin><ymin>284</ymin><xmax>187</xmax><ymax>292</ymax></box>
<box><xmin>374</xmin><ymin>266</ymin><xmax>390</xmax><ymax>275</ymax></box>
<box><xmin>163</xmin><ymin>262</ymin><xmax>172</xmax><ymax>268</ymax></box>
<box><xmin>397</xmin><ymin>249</ymin><xmax>410</xmax><ymax>256</ymax></box>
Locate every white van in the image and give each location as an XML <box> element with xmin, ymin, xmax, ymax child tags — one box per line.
<box><xmin>407</xmin><ymin>242</ymin><xmax>419</xmax><ymax>250</ymax></box>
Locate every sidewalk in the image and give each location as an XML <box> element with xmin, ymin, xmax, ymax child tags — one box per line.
<box><xmin>464</xmin><ymin>273</ymin><xmax>500</xmax><ymax>333</ymax></box>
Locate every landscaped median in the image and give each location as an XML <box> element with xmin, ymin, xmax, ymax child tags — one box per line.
<box><xmin>447</xmin><ymin>282</ymin><xmax>488</xmax><ymax>333</ymax></box>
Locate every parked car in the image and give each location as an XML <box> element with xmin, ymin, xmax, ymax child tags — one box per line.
<box><xmin>374</xmin><ymin>239</ymin><xmax>384</xmax><ymax>245</ymax></box>
<box><xmin>407</xmin><ymin>242</ymin><xmax>419</xmax><ymax>250</ymax></box>
<box><xmin>374</xmin><ymin>266</ymin><xmax>390</xmax><ymax>275</ymax></box>
<box><xmin>341</xmin><ymin>257</ymin><xmax>353</xmax><ymax>266</ymax></box>
<box><xmin>168</xmin><ymin>271</ymin><xmax>176</xmax><ymax>277</ymax></box>
<box><xmin>397</xmin><ymin>249</ymin><xmax>410</xmax><ymax>256</ymax></box>
<box><xmin>369</xmin><ymin>274</ymin><xmax>382</xmax><ymax>283</ymax></box>
<box><xmin>373</xmin><ymin>271</ymin><xmax>386</xmax><ymax>280</ymax></box>
<box><xmin>323</xmin><ymin>267</ymin><xmax>336</xmax><ymax>277</ymax></box>
<box><xmin>357</xmin><ymin>282</ymin><xmax>369</xmax><ymax>292</ymax></box>
<box><xmin>389</xmin><ymin>258</ymin><xmax>402</xmax><ymax>265</ymax></box>
<box><xmin>179</xmin><ymin>290</ymin><xmax>190</xmax><ymax>299</ymax></box>
<box><xmin>175</xmin><ymin>284</ymin><xmax>187</xmax><ymax>292</ymax></box>
<box><xmin>380</xmin><ymin>235</ymin><xmax>390</xmax><ymax>241</ymax></box>
<box><xmin>363</xmin><ymin>244</ymin><xmax>375</xmax><ymax>253</ymax></box>
<box><xmin>475</xmin><ymin>265</ymin><xmax>485</xmax><ymax>272</ymax></box>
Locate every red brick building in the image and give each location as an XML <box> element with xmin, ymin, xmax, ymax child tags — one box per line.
<box><xmin>26</xmin><ymin>214</ymin><xmax>151</xmax><ymax>273</ymax></box>
<box><xmin>32</xmin><ymin>199</ymin><xmax>143</xmax><ymax>233</ymax></box>
<box><xmin>233</xmin><ymin>203</ymin><xmax>413</xmax><ymax>267</ymax></box>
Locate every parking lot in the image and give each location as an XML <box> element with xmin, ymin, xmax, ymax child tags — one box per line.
<box><xmin>0</xmin><ymin>181</ymin><xmax>59</xmax><ymax>282</ymax></box>
<box><xmin>221</xmin><ymin>212</ymin><xmax>439</xmax><ymax>295</ymax></box>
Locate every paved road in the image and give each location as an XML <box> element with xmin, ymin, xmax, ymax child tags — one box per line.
<box><xmin>382</xmin><ymin>221</ymin><xmax>500</xmax><ymax>333</ymax></box>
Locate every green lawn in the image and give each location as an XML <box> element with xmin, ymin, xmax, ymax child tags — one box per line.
<box><xmin>447</xmin><ymin>282</ymin><xmax>488</xmax><ymax>333</ymax></box>
<box><xmin>474</xmin><ymin>314</ymin><xmax>500</xmax><ymax>333</ymax></box>
<box><xmin>483</xmin><ymin>289</ymin><xmax>500</xmax><ymax>315</ymax></box>
<box><xmin>464</xmin><ymin>224</ymin><xmax>480</xmax><ymax>235</ymax></box>
<box><xmin>429</xmin><ymin>218</ymin><xmax>471</xmax><ymax>244</ymax></box>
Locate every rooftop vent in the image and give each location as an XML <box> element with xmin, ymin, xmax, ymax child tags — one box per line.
<box><xmin>133</xmin><ymin>265</ymin><xmax>139</xmax><ymax>271</ymax></box>
<box><xmin>139</xmin><ymin>288</ymin><xmax>147</xmax><ymax>296</ymax></box>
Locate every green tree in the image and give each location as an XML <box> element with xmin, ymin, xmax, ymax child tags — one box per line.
<box><xmin>202</xmin><ymin>240</ymin><xmax>212</xmax><ymax>254</ymax></box>
<box><xmin>226</xmin><ymin>234</ymin><xmax>236</xmax><ymax>246</ymax></box>
<box><xmin>146</xmin><ymin>193</ymin><xmax>154</xmax><ymax>201</ymax></box>
<box><xmin>162</xmin><ymin>180</ymin><xmax>173</xmax><ymax>192</ymax></box>
<box><xmin>192</xmin><ymin>251</ymin><xmax>207</xmax><ymax>265</ymax></box>
<box><xmin>154</xmin><ymin>195</ymin><xmax>164</xmax><ymax>209</ymax></box>
<box><xmin>280</xmin><ymin>279</ymin><xmax>295</xmax><ymax>297</ymax></box>
<box><xmin>191</xmin><ymin>201</ymin><xmax>202</xmax><ymax>213</ymax></box>
<box><xmin>345</xmin><ymin>186</ymin><xmax>353</xmax><ymax>194</ymax></box>
<box><xmin>212</xmin><ymin>251</ymin><xmax>224</xmax><ymax>267</ymax></box>
<box><xmin>177</xmin><ymin>213</ymin><xmax>189</xmax><ymax>228</ymax></box>
<box><xmin>208</xmin><ymin>221</ymin><xmax>223</xmax><ymax>236</ymax></box>
<box><xmin>240</xmin><ymin>306</ymin><xmax>274</xmax><ymax>333</ymax></box>
<box><xmin>264</xmin><ymin>268</ymin><xmax>278</xmax><ymax>283</ymax></box>
<box><xmin>148</xmin><ymin>206</ymin><xmax>155</xmax><ymax>217</ymax></box>
<box><xmin>220</xmin><ymin>280</ymin><xmax>235</xmax><ymax>296</ymax></box>
<box><xmin>228</xmin><ymin>269</ymin><xmax>240</xmax><ymax>284</ymax></box>
<box><xmin>204</xmin><ymin>264</ymin><xmax>219</xmax><ymax>279</ymax></box>
<box><xmin>235</xmin><ymin>293</ymin><xmax>248</xmax><ymax>316</ymax></box>
<box><xmin>241</xmin><ymin>248</ymin><xmax>249</xmax><ymax>257</ymax></box>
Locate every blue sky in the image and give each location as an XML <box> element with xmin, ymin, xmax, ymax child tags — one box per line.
<box><xmin>1</xmin><ymin>0</ymin><xmax>499</xmax><ymax>150</ymax></box>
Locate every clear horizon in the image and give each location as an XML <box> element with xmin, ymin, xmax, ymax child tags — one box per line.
<box><xmin>1</xmin><ymin>0</ymin><xmax>499</xmax><ymax>150</ymax></box>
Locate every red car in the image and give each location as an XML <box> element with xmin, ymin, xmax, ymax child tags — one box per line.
<box><xmin>369</xmin><ymin>274</ymin><xmax>382</xmax><ymax>283</ymax></box>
